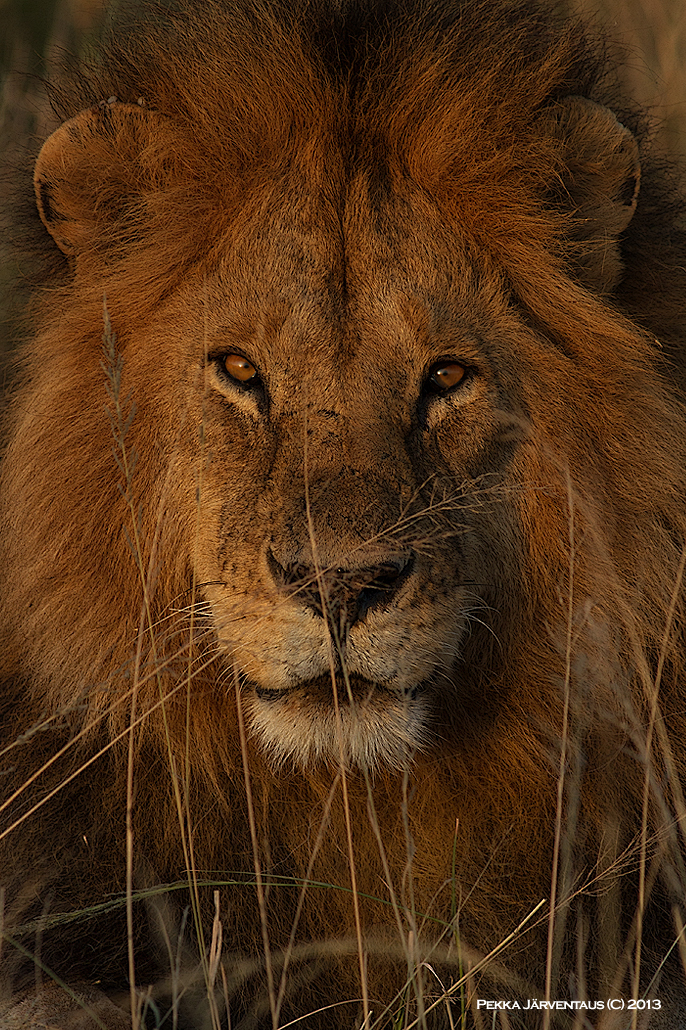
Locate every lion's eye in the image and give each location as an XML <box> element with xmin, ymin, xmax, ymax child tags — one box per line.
<box><xmin>222</xmin><ymin>354</ymin><xmax>258</xmax><ymax>383</ymax></box>
<box><xmin>427</xmin><ymin>361</ymin><xmax>467</xmax><ymax>392</ymax></box>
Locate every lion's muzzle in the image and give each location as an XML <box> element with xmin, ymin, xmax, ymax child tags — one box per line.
<box><xmin>266</xmin><ymin>548</ymin><xmax>415</xmax><ymax>631</ymax></box>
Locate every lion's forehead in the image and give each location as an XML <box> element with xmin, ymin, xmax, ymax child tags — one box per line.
<box><xmin>204</xmin><ymin>173</ymin><xmax>484</xmax><ymax>318</ymax></box>
<box><xmin>195</xmin><ymin>236</ymin><xmax>498</xmax><ymax>377</ymax></box>
<box><xmin>201</xmin><ymin>288</ymin><xmax>487</xmax><ymax>361</ymax></box>
<box><xmin>224</xmin><ymin>169</ymin><xmax>458</xmax><ymax>267</ymax></box>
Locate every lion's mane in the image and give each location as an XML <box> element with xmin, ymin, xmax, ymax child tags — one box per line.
<box><xmin>2</xmin><ymin>0</ymin><xmax>686</xmax><ymax>1026</ymax></box>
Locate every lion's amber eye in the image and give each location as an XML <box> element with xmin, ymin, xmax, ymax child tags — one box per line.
<box><xmin>428</xmin><ymin>361</ymin><xmax>466</xmax><ymax>392</ymax></box>
<box><xmin>223</xmin><ymin>354</ymin><xmax>258</xmax><ymax>383</ymax></box>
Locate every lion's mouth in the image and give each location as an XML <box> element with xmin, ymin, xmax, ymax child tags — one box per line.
<box><xmin>243</xmin><ymin>673</ymin><xmax>430</xmax><ymax>769</ymax></box>
<box><xmin>253</xmin><ymin>673</ymin><xmax>423</xmax><ymax>706</ymax></box>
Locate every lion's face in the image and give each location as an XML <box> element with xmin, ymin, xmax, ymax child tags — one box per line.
<box><xmin>148</xmin><ymin>178</ymin><xmax>531</xmax><ymax>768</ymax></box>
<box><xmin>27</xmin><ymin>88</ymin><xmax>641</xmax><ymax>770</ymax></box>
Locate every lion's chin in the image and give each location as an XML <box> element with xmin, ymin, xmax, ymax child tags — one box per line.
<box><xmin>243</xmin><ymin>675</ymin><xmax>430</xmax><ymax>771</ymax></box>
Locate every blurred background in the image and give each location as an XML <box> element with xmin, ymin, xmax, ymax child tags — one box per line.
<box><xmin>1</xmin><ymin>0</ymin><xmax>685</xmax><ymax>355</ymax></box>
<box><xmin>590</xmin><ymin>0</ymin><xmax>686</xmax><ymax>156</ymax></box>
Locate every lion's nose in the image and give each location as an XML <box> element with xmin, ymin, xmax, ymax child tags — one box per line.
<box><xmin>267</xmin><ymin>550</ymin><xmax>415</xmax><ymax>629</ymax></box>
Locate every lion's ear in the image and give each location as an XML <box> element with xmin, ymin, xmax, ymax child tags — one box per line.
<box><xmin>541</xmin><ymin>96</ymin><xmax>641</xmax><ymax>293</ymax></box>
<box><xmin>34</xmin><ymin>102</ymin><xmax>161</xmax><ymax>261</ymax></box>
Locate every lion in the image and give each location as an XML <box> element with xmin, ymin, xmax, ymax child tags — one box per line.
<box><xmin>2</xmin><ymin>0</ymin><xmax>686</xmax><ymax>1026</ymax></box>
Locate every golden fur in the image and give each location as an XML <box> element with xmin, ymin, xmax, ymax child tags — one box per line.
<box><xmin>2</xmin><ymin>0</ymin><xmax>686</xmax><ymax>1026</ymax></box>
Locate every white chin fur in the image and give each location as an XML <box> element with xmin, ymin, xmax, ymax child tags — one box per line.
<box><xmin>245</xmin><ymin>688</ymin><xmax>430</xmax><ymax>770</ymax></box>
